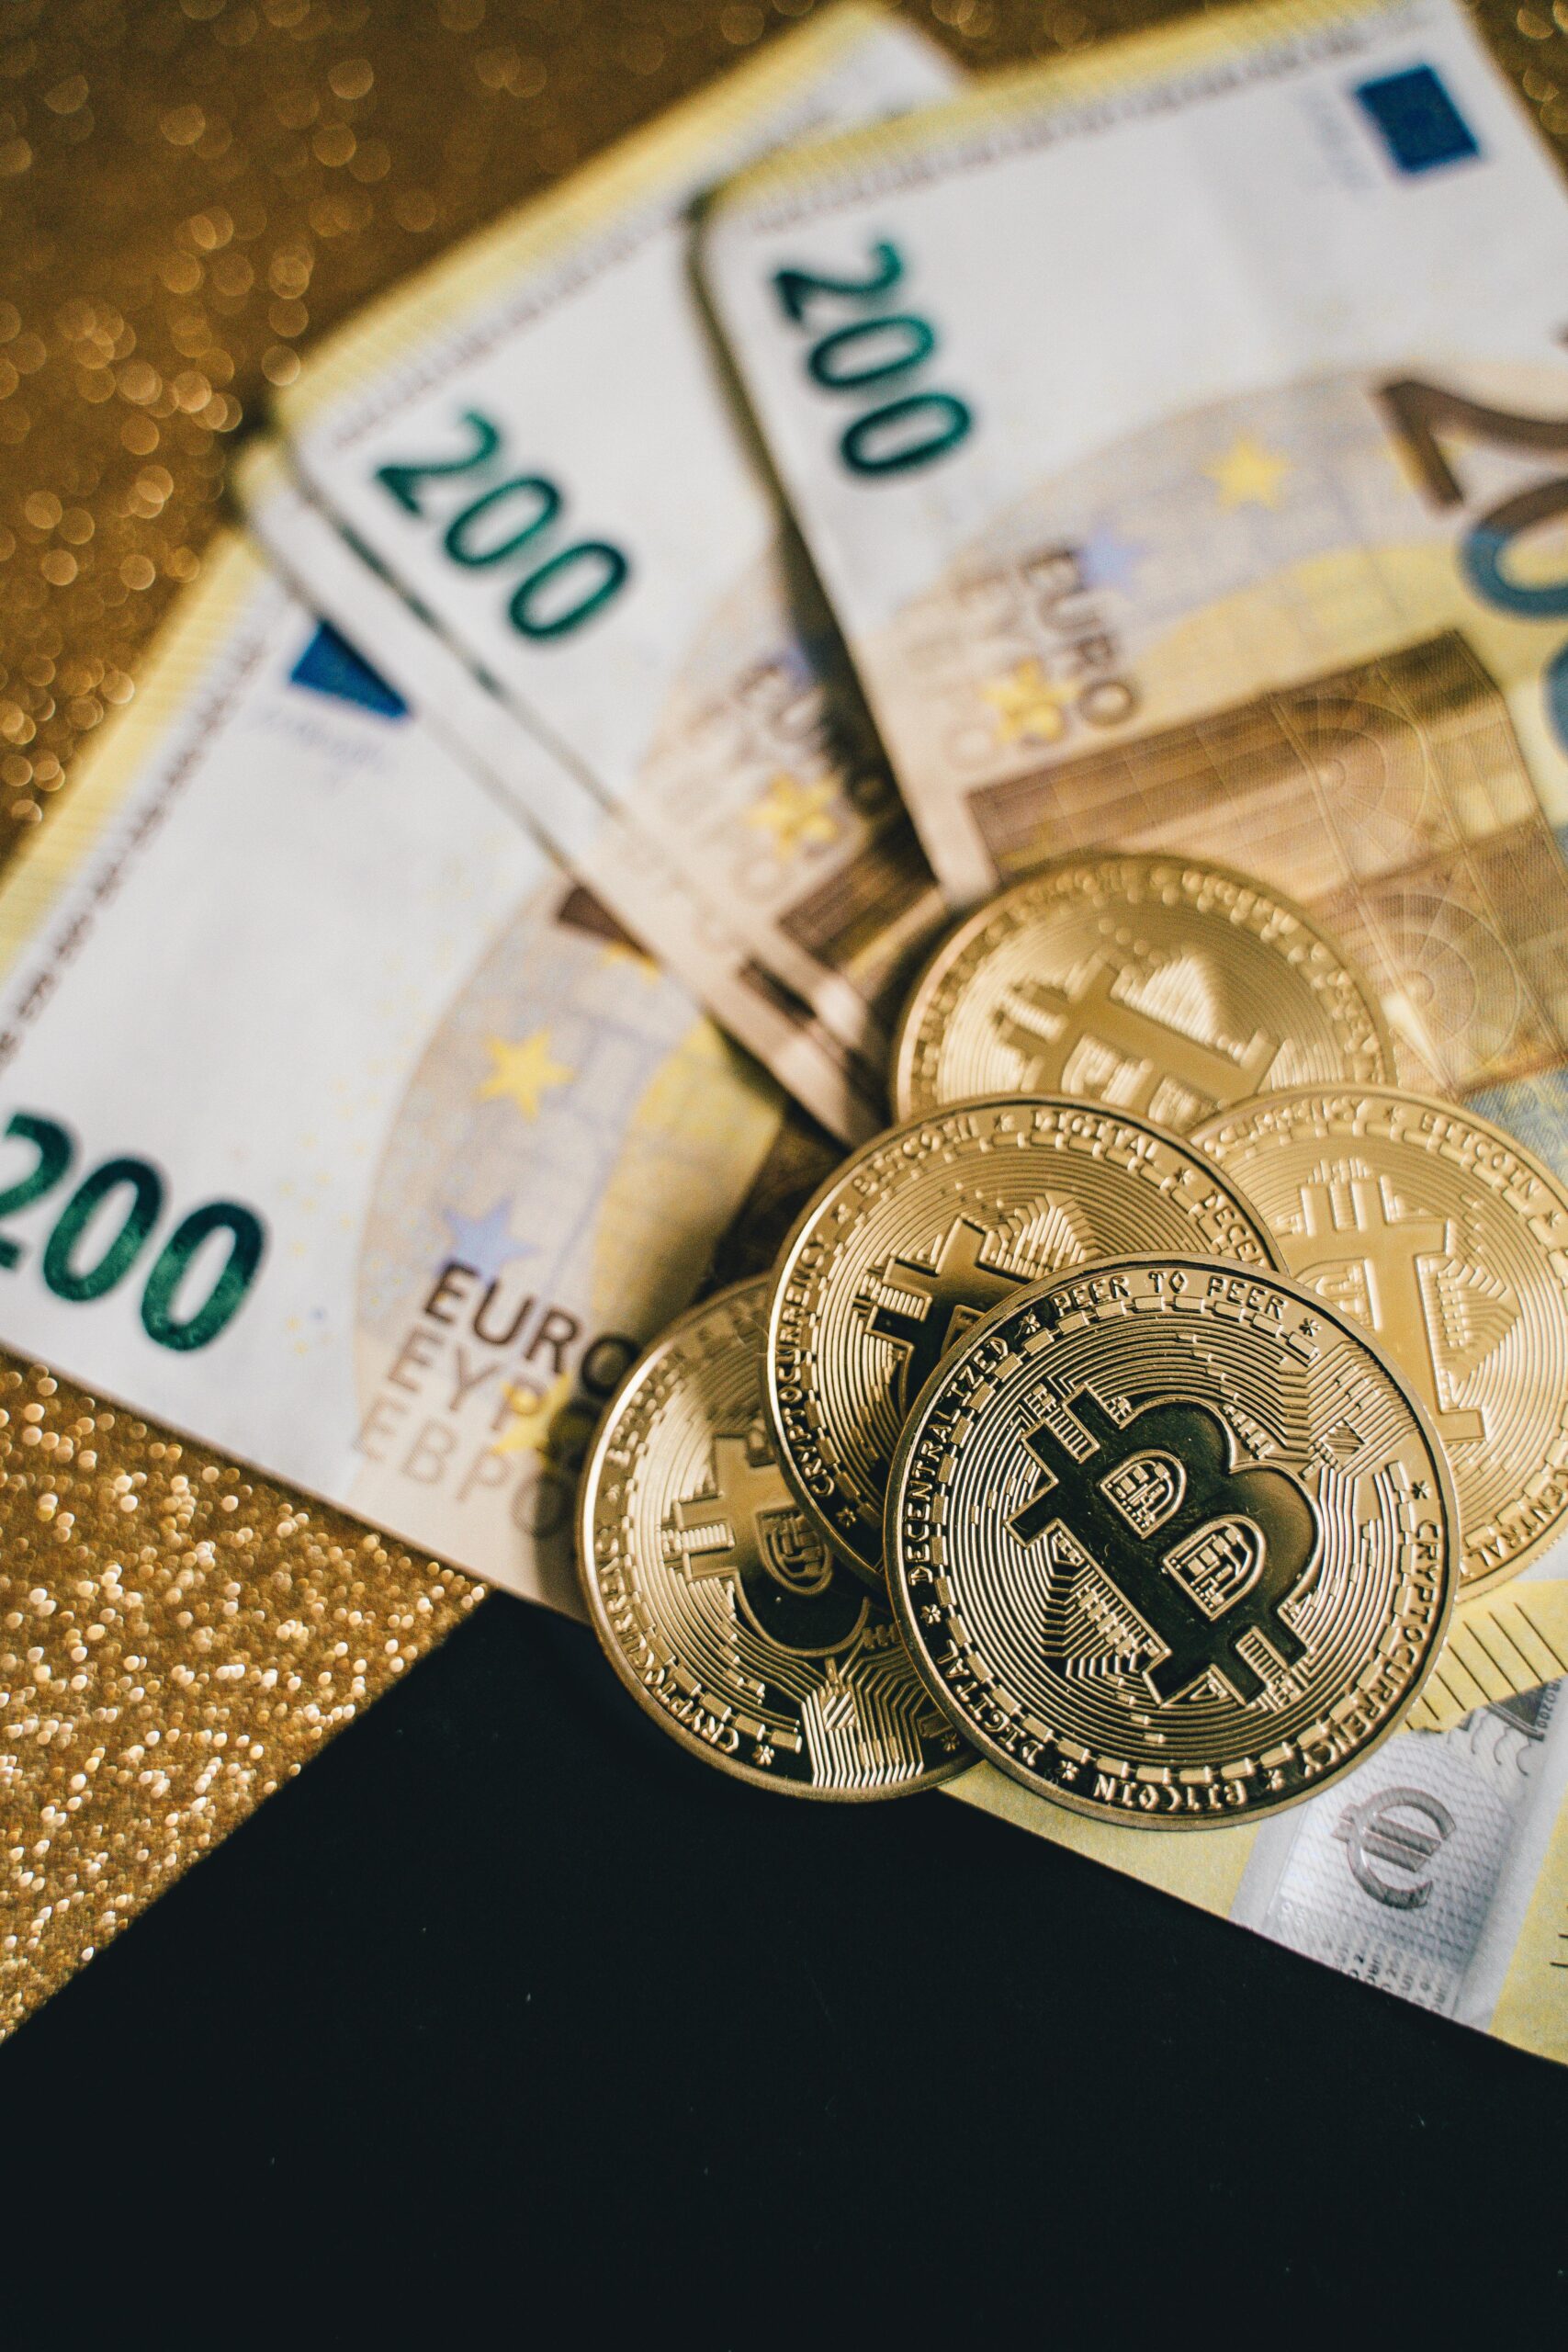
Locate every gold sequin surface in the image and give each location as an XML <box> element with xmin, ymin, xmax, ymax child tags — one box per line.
<box><xmin>0</xmin><ymin>0</ymin><xmax>1559</xmax><ymax>2028</ymax></box>
<box><xmin>0</xmin><ymin>1360</ymin><xmax>479</xmax><ymax>2035</ymax></box>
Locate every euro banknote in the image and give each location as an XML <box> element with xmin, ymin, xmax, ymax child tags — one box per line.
<box><xmin>245</xmin><ymin>3</ymin><xmax>961</xmax><ymax>1146</ymax></box>
<box><xmin>703</xmin><ymin>0</ymin><xmax>1568</xmax><ymax>1648</ymax></box>
<box><xmin>241</xmin><ymin>447</ymin><xmax>888</xmax><ymax>1150</ymax></box>
<box><xmin>0</xmin><ymin>534</ymin><xmax>790</xmax><ymax>1614</ymax></box>
<box><xmin>10</xmin><ymin>537</ymin><xmax>1566</xmax><ymax>2056</ymax></box>
<box><xmin>702</xmin><ymin>0</ymin><xmax>1568</xmax><ymax>1138</ymax></box>
<box><xmin>964</xmin><ymin>1677</ymin><xmax>1568</xmax><ymax>2058</ymax></box>
<box><xmin>699</xmin><ymin>0</ymin><xmax>1568</xmax><ymax>2054</ymax></box>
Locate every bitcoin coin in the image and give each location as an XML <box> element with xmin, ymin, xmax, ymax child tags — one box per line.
<box><xmin>578</xmin><ymin>1277</ymin><xmax>965</xmax><ymax>1799</ymax></box>
<box><xmin>1194</xmin><ymin>1087</ymin><xmax>1568</xmax><ymax>1595</ymax></box>
<box><xmin>886</xmin><ymin>1257</ymin><xmax>1457</xmax><ymax>1826</ymax></box>
<box><xmin>765</xmin><ymin>1093</ymin><xmax>1281</xmax><ymax>1586</ymax></box>
<box><xmin>891</xmin><ymin>854</ymin><xmax>1392</xmax><ymax>1131</ymax></box>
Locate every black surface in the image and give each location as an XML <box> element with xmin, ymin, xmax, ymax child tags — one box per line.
<box><xmin>2</xmin><ymin>1594</ymin><xmax>1564</xmax><ymax>2335</ymax></box>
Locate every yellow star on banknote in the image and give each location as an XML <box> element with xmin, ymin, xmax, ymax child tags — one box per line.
<box><xmin>1205</xmin><ymin>434</ymin><xmax>1292</xmax><ymax>508</ymax></box>
<box><xmin>479</xmin><ymin>1027</ymin><xmax>573</xmax><ymax>1117</ymax></box>
<box><xmin>747</xmin><ymin>772</ymin><xmax>840</xmax><ymax>855</ymax></box>
<box><xmin>980</xmin><ymin>659</ymin><xmax>1071</xmax><ymax>745</ymax></box>
<box><xmin>491</xmin><ymin>1370</ymin><xmax>572</xmax><ymax>1458</ymax></box>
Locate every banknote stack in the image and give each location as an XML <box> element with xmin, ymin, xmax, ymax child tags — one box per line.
<box><xmin>8</xmin><ymin>0</ymin><xmax>1568</xmax><ymax>2050</ymax></box>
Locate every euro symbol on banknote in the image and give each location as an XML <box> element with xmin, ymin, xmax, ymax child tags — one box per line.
<box><xmin>1333</xmin><ymin>1787</ymin><xmax>1457</xmax><ymax>1910</ymax></box>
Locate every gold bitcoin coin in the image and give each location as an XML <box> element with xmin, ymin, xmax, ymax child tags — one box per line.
<box><xmin>766</xmin><ymin>1094</ymin><xmax>1281</xmax><ymax>1586</ymax></box>
<box><xmin>891</xmin><ymin>854</ymin><xmax>1392</xmax><ymax>1131</ymax></box>
<box><xmin>1194</xmin><ymin>1087</ymin><xmax>1568</xmax><ymax>1595</ymax></box>
<box><xmin>578</xmin><ymin>1277</ymin><xmax>965</xmax><ymax>1799</ymax></box>
<box><xmin>886</xmin><ymin>1257</ymin><xmax>1457</xmax><ymax>1827</ymax></box>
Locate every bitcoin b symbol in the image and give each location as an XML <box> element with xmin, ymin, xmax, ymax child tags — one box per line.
<box><xmin>860</xmin><ymin>1215</ymin><xmax>1032</xmax><ymax>1416</ymax></box>
<box><xmin>1280</xmin><ymin>1172</ymin><xmax>1487</xmax><ymax>1444</ymax></box>
<box><xmin>670</xmin><ymin>1430</ymin><xmax>867</xmax><ymax>1656</ymax></box>
<box><xmin>996</xmin><ymin>956</ymin><xmax>1278</xmax><ymax>1114</ymax></box>
<box><xmin>1010</xmin><ymin>1389</ymin><xmax>1316</xmax><ymax>1703</ymax></box>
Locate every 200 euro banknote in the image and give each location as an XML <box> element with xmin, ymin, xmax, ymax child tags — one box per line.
<box><xmin>250</xmin><ymin>2</ymin><xmax>961</xmax><ymax>1144</ymax></box>
<box><xmin>704</xmin><ymin>0</ymin><xmax>1568</xmax><ymax>1137</ymax></box>
<box><xmin>0</xmin><ymin>535</ymin><xmax>788</xmax><ymax>1613</ymax></box>
<box><xmin>704</xmin><ymin>0</ymin><xmax>1568</xmax><ymax>2055</ymax></box>
<box><xmin>705</xmin><ymin>0</ymin><xmax>1568</xmax><ymax>1647</ymax></box>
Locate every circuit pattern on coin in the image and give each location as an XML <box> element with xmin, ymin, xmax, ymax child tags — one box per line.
<box><xmin>891</xmin><ymin>854</ymin><xmax>1393</xmax><ymax>1130</ymax></box>
<box><xmin>579</xmin><ymin>1277</ymin><xmax>965</xmax><ymax>1799</ymax></box>
<box><xmin>766</xmin><ymin>1093</ymin><xmax>1281</xmax><ymax>1584</ymax></box>
<box><xmin>886</xmin><ymin>1258</ymin><xmax>1456</xmax><ymax>1826</ymax></box>
<box><xmin>1195</xmin><ymin>1087</ymin><xmax>1568</xmax><ymax>1594</ymax></box>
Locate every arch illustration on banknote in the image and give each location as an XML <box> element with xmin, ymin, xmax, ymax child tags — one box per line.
<box><xmin>350</xmin><ymin>878</ymin><xmax>780</xmax><ymax>1611</ymax></box>
<box><xmin>881</xmin><ymin>366</ymin><xmax>1568</xmax><ymax>1159</ymax></box>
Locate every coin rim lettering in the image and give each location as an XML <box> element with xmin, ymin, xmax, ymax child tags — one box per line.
<box><xmin>883</xmin><ymin>1252</ymin><xmax>1459</xmax><ymax>1828</ymax></box>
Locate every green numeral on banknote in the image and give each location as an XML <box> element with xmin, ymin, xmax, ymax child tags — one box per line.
<box><xmin>769</xmin><ymin>238</ymin><xmax>972</xmax><ymax>478</ymax></box>
<box><xmin>0</xmin><ymin>1111</ymin><xmax>265</xmax><ymax>1350</ymax></box>
<box><xmin>442</xmin><ymin>474</ymin><xmax>560</xmax><ymax>567</ymax></box>
<box><xmin>42</xmin><ymin>1156</ymin><xmax>163</xmax><ymax>1303</ymax></box>
<box><xmin>506</xmin><ymin>540</ymin><xmax>629</xmax><ymax>639</ymax></box>
<box><xmin>373</xmin><ymin>407</ymin><xmax>502</xmax><ymax>513</ymax></box>
<box><xmin>0</xmin><ymin>1113</ymin><xmax>73</xmax><ymax>1269</ymax></box>
<box><xmin>807</xmin><ymin>314</ymin><xmax>935</xmax><ymax>389</ymax></box>
<box><xmin>772</xmin><ymin>240</ymin><xmax>905</xmax><ymax>320</ymax></box>
<box><xmin>373</xmin><ymin>407</ymin><xmax>631</xmax><ymax>639</ymax></box>
<box><xmin>139</xmin><ymin>1202</ymin><xmax>266</xmax><ymax>1353</ymax></box>
<box><xmin>840</xmin><ymin>393</ymin><xmax>970</xmax><ymax>477</ymax></box>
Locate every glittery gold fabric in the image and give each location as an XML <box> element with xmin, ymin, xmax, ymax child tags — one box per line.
<box><xmin>0</xmin><ymin>0</ymin><xmax>1559</xmax><ymax>2034</ymax></box>
<box><xmin>0</xmin><ymin>1363</ymin><xmax>481</xmax><ymax>2031</ymax></box>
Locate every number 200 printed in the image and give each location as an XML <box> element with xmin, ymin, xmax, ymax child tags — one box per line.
<box><xmin>770</xmin><ymin>239</ymin><xmax>974</xmax><ymax>477</ymax></box>
<box><xmin>0</xmin><ymin>1113</ymin><xmax>265</xmax><ymax>1352</ymax></box>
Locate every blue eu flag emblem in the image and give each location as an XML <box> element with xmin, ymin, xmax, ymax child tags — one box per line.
<box><xmin>1355</xmin><ymin>64</ymin><xmax>1481</xmax><ymax>175</ymax></box>
<box><xmin>289</xmin><ymin>621</ymin><xmax>409</xmax><ymax>718</ymax></box>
